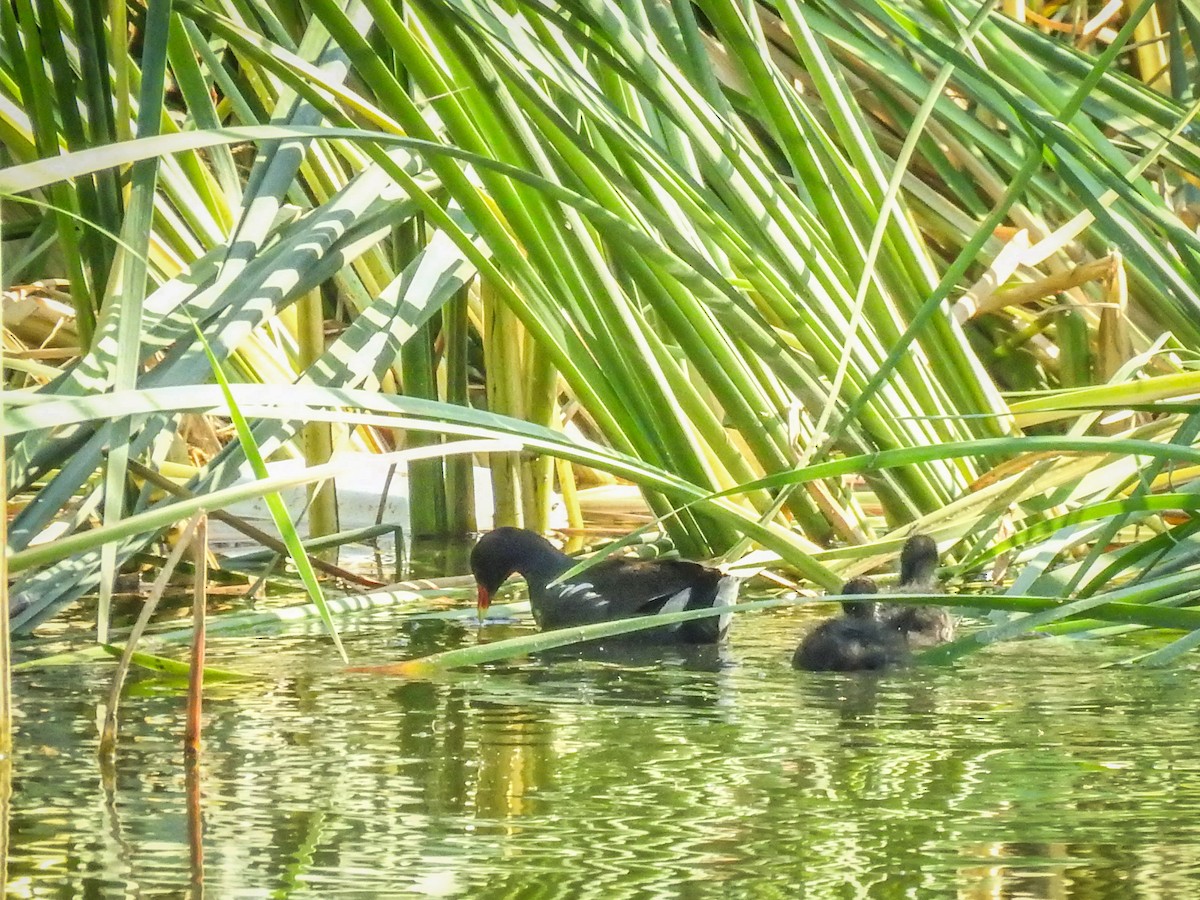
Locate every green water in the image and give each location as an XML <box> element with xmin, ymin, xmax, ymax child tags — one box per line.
<box><xmin>8</xmin><ymin>592</ymin><xmax>1200</xmax><ymax>897</ymax></box>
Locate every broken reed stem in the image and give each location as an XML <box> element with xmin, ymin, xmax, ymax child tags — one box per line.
<box><xmin>99</xmin><ymin>511</ymin><xmax>206</xmax><ymax>757</ymax></box>
<box><xmin>185</xmin><ymin>514</ymin><xmax>208</xmax><ymax>756</ymax></box>
<box><xmin>969</xmin><ymin>256</ymin><xmax>1115</xmax><ymax>319</ymax></box>
<box><xmin>124</xmin><ymin>458</ymin><xmax>382</xmax><ymax>587</ymax></box>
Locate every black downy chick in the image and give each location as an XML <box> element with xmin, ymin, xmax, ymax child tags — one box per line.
<box><xmin>885</xmin><ymin>534</ymin><xmax>955</xmax><ymax>649</ymax></box>
<box><xmin>793</xmin><ymin>577</ymin><xmax>911</xmax><ymax>672</ymax></box>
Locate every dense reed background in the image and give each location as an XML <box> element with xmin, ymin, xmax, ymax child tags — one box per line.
<box><xmin>3</xmin><ymin>0</ymin><xmax>1200</xmax><ymax>662</ymax></box>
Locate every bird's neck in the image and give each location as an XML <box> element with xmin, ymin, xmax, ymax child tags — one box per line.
<box><xmin>512</xmin><ymin>543</ymin><xmax>574</xmax><ymax>589</ymax></box>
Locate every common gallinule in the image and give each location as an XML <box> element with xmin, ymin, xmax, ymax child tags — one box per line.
<box><xmin>793</xmin><ymin>577</ymin><xmax>911</xmax><ymax>672</ymax></box>
<box><xmin>885</xmin><ymin>534</ymin><xmax>955</xmax><ymax>648</ymax></box>
<box><xmin>470</xmin><ymin>527</ymin><xmax>740</xmax><ymax>644</ymax></box>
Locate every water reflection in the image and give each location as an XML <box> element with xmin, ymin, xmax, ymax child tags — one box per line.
<box><xmin>185</xmin><ymin>754</ymin><xmax>204</xmax><ymax>895</ymax></box>
<box><xmin>8</xmin><ymin>603</ymin><xmax>1200</xmax><ymax>896</ymax></box>
<box><xmin>472</xmin><ymin>701</ymin><xmax>553</xmax><ymax>821</ymax></box>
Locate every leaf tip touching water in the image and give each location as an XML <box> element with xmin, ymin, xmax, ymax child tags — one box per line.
<box><xmin>345</xmin><ymin>660</ymin><xmax>442</xmax><ymax>678</ymax></box>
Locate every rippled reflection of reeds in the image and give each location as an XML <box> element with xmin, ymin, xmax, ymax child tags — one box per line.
<box><xmin>8</xmin><ymin>606</ymin><xmax>1200</xmax><ymax>896</ymax></box>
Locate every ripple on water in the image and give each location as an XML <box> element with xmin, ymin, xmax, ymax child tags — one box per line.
<box><xmin>8</xmin><ymin>597</ymin><xmax>1200</xmax><ymax>897</ymax></box>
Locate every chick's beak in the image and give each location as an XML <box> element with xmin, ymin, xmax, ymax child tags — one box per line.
<box><xmin>476</xmin><ymin>584</ymin><xmax>492</xmax><ymax>623</ymax></box>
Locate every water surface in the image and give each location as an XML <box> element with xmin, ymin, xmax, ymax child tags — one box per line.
<box><xmin>8</xmin><ymin>591</ymin><xmax>1200</xmax><ymax>897</ymax></box>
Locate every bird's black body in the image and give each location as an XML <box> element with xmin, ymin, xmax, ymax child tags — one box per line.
<box><xmin>886</xmin><ymin>534</ymin><xmax>955</xmax><ymax>648</ymax></box>
<box><xmin>793</xmin><ymin>577</ymin><xmax>911</xmax><ymax>672</ymax></box>
<box><xmin>470</xmin><ymin>527</ymin><xmax>739</xmax><ymax>644</ymax></box>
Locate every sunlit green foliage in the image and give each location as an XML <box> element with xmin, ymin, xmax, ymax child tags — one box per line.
<box><xmin>3</xmin><ymin>0</ymin><xmax>1200</xmax><ymax>659</ymax></box>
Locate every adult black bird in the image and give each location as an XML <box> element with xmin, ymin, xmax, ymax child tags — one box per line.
<box><xmin>470</xmin><ymin>527</ymin><xmax>740</xmax><ymax>644</ymax></box>
<box><xmin>886</xmin><ymin>534</ymin><xmax>955</xmax><ymax>648</ymax></box>
<box><xmin>792</xmin><ymin>577</ymin><xmax>911</xmax><ymax>672</ymax></box>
